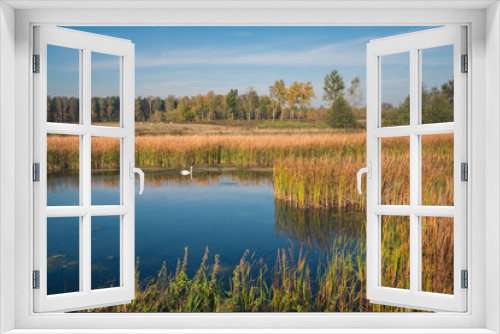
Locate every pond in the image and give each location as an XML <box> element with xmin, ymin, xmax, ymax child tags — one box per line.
<box><xmin>46</xmin><ymin>169</ymin><xmax>365</xmax><ymax>296</ymax></box>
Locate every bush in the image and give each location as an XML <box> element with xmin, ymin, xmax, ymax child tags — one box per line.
<box><xmin>326</xmin><ymin>96</ymin><xmax>357</xmax><ymax>128</ymax></box>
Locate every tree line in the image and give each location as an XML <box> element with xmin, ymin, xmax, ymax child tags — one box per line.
<box><xmin>381</xmin><ymin>79</ymin><xmax>454</xmax><ymax>126</ymax></box>
<box><xmin>46</xmin><ymin>70</ymin><xmax>453</xmax><ymax>128</ymax></box>
<box><xmin>47</xmin><ymin>70</ymin><xmax>363</xmax><ymax>127</ymax></box>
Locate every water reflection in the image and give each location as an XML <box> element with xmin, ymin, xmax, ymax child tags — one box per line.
<box><xmin>274</xmin><ymin>203</ymin><xmax>364</xmax><ymax>250</ymax></box>
<box><xmin>47</xmin><ymin>169</ymin><xmax>365</xmax><ymax>294</ymax></box>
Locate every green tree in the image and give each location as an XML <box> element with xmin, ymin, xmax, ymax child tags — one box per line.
<box><xmin>68</xmin><ymin>97</ymin><xmax>79</xmax><ymax>123</ymax></box>
<box><xmin>422</xmin><ymin>87</ymin><xmax>453</xmax><ymax>124</ymax></box>
<box><xmin>323</xmin><ymin>70</ymin><xmax>345</xmax><ymax>106</ymax></box>
<box><xmin>326</xmin><ymin>95</ymin><xmax>356</xmax><ymax>128</ymax></box>
<box><xmin>383</xmin><ymin>96</ymin><xmax>410</xmax><ymax>126</ymax></box>
<box><xmin>98</xmin><ymin>98</ymin><xmax>107</xmax><ymax>123</ymax></box>
<box><xmin>257</xmin><ymin>95</ymin><xmax>271</xmax><ymax>120</ymax></box>
<box><xmin>226</xmin><ymin>89</ymin><xmax>238</xmax><ymax>120</ymax></box>
<box><xmin>179</xmin><ymin>103</ymin><xmax>197</xmax><ymax>121</ymax></box>
<box><xmin>91</xmin><ymin>97</ymin><xmax>100</xmax><ymax>122</ymax></box>
<box><xmin>47</xmin><ymin>96</ymin><xmax>54</xmax><ymax>122</ymax></box>
<box><xmin>244</xmin><ymin>86</ymin><xmax>258</xmax><ymax>121</ymax></box>
<box><xmin>135</xmin><ymin>97</ymin><xmax>144</xmax><ymax>121</ymax></box>
<box><xmin>106</xmin><ymin>97</ymin><xmax>115</xmax><ymax>122</ymax></box>
<box><xmin>61</xmin><ymin>97</ymin><xmax>69</xmax><ymax>123</ymax></box>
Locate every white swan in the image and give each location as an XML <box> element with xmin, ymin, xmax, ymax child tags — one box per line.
<box><xmin>180</xmin><ymin>166</ymin><xmax>193</xmax><ymax>176</ymax></box>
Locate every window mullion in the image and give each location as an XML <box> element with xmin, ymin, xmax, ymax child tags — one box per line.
<box><xmin>409</xmin><ymin>47</ymin><xmax>420</xmax><ymax>295</ymax></box>
<box><xmin>82</xmin><ymin>48</ymin><xmax>92</xmax><ymax>294</ymax></box>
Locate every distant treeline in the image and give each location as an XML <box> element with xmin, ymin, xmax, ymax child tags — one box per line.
<box><xmin>47</xmin><ymin>71</ymin><xmax>366</xmax><ymax>126</ymax></box>
<box><xmin>381</xmin><ymin>79</ymin><xmax>454</xmax><ymax>125</ymax></box>
<box><xmin>47</xmin><ymin>91</ymin><xmax>333</xmax><ymax>124</ymax></box>
<box><xmin>47</xmin><ymin>73</ymin><xmax>453</xmax><ymax>127</ymax></box>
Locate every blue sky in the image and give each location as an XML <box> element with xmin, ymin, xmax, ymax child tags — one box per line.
<box><xmin>48</xmin><ymin>26</ymin><xmax>454</xmax><ymax>107</ymax></box>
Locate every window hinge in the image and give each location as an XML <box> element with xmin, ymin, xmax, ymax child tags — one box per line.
<box><xmin>33</xmin><ymin>270</ymin><xmax>40</xmax><ymax>289</ymax></box>
<box><xmin>461</xmin><ymin>162</ymin><xmax>468</xmax><ymax>182</ymax></box>
<box><xmin>461</xmin><ymin>270</ymin><xmax>468</xmax><ymax>289</ymax></box>
<box><xmin>33</xmin><ymin>163</ymin><xmax>40</xmax><ymax>182</ymax></box>
<box><xmin>33</xmin><ymin>54</ymin><xmax>40</xmax><ymax>73</ymax></box>
<box><xmin>461</xmin><ymin>54</ymin><xmax>468</xmax><ymax>73</ymax></box>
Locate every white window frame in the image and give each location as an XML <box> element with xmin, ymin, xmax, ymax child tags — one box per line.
<box><xmin>33</xmin><ymin>26</ymin><xmax>136</xmax><ymax>312</ymax></box>
<box><xmin>365</xmin><ymin>26</ymin><xmax>467</xmax><ymax>312</ymax></box>
<box><xmin>1</xmin><ymin>2</ymin><xmax>498</xmax><ymax>333</ymax></box>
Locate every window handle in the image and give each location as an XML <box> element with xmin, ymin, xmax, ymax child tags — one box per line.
<box><xmin>357</xmin><ymin>162</ymin><xmax>372</xmax><ymax>195</ymax></box>
<box><xmin>129</xmin><ymin>162</ymin><xmax>145</xmax><ymax>195</ymax></box>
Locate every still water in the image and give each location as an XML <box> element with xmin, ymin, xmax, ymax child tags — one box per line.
<box><xmin>47</xmin><ymin>169</ymin><xmax>365</xmax><ymax>295</ymax></box>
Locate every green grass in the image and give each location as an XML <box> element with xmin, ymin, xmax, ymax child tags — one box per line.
<box><xmin>81</xmin><ymin>228</ymin><xmax>416</xmax><ymax>313</ymax></box>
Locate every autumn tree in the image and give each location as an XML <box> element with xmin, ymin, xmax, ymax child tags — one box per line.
<box><xmin>287</xmin><ymin>82</ymin><xmax>300</xmax><ymax>120</ymax></box>
<box><xmin>269</xmin><ymin>80</ymin><xmax>286</xmax><ymax>121</ymax></box>
<box><xmin>207</xmin><ymin>91</ymin><xmax>217</xmax><ymax>121</ymax></box>
<box><xmin>297</xmin><ymin>81</ymin><xmax>316</xmax><ymax>120</ymax></box>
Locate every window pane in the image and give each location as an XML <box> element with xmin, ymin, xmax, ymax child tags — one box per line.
<box><xmin>421</xmin><ymin>217</ymin><xmax>454</xmax><ymax>294</ymax></box>
<box><xmin>380</xmin><ymin>52</ymin><xmax>410</xmax><ymax>127</ymax></box>
<box><xmin>381</xmin><ymin>215</ymin><xmax>410</xmax><ymax>290</ymax></box>
<box><xmin>47</xmin><ymin>45</ymin><xmax>80</xmax><ymax>124</ymax></box>
<box><xmin>421</xmin><ymin>45</ymin><xmax>454</xmax><ymax>124</ymax></box>
<box><xmin>91</xmin><ymin>137</ymin><xmax>120</xmax><ymax>206</ymax></box>
<box><xmin>47</xmin><ymin>217</ymin><xmax>80</xmax><ymax>295</ymax></box>
<box><xmin>421</xmin><ymin>133</ymin><xmax>454</xmax><ymax>206</ymax></box>
<box><xmin>47</xmin><ymin>134</ymin><xmax>80</xmax><ymax>206</ymax></box>
<box><xmin>381</xmin><ymin>137</ymin><xmax>410</xmax><ymax>205</ymax></box>
<box><xmin>91</xmin><ymin>52</ymin><xmax>120</xmax><ymax>127</ymax></box>
<box><xmin>91</xmin><ymin>216</ymin><xmax>120</xmax><ymax>290</ymax></box>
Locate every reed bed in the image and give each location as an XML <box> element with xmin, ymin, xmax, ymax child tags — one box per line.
<box><xmin>135</xmin><ymin>134</ymin><xmax>366</xmax><ymax>169</ymax></box>
<box><xmin>81</xmin><ymin>240</ymin><xmax>411</xmax><ymax>313</ymax></box>
<box><xmin>46</xmin><ymin>135</ymin><xmax>80</xmax><ymax>172</ymax></box>
<box><xmin>47</xmin><ymin>134</ymin><xmax>366</xmax><ymax>170</ymax></box>
<box><xmin>273</xmin><ymin>156</ymin><xmax>366</xmax><ymax>212</ymax></box>
<box><xmin>47</xmin><ymin>132</ymin><xmax>454</xmax><ymax>312</ymax></box>
<box><xmin>273</xmin><ymin>134</ymin><xmax>454</xmax><ymax>211</ymax></box>
<box><xmin>47</xmin><ymin>133</ymin><xmax>452</xmax><ymax>211</ymax></box>
<box><xmin>46</xmin><ymin>136</ymin><xmax>120</xmax><ymax>171</ymax></box>
<box><xmin>80</xmin><ymin>211</ymin><xmax>452</xmax><ymax>313</ymax></box>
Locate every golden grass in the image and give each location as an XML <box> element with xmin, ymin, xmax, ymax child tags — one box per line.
<box><xmin>47</xmin><ymin>132</ymin><xmax>454</xmax><ymax>311</ymax></box>
<box><xmin>273</xmin><ymin>133</ymin><xmax>453</xmax><ymax>211</ymax></box>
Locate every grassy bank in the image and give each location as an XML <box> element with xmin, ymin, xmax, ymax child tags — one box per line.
<box><xmin>81</xmin><ymin>212</ymin><xmax>452</xmax><ymax>313</ymax></box>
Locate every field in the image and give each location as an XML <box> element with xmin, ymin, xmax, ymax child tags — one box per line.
<box><xmin>47</xmin><ymin>121</ymin><xmax>454</xmax><ymax>312</ymax></box>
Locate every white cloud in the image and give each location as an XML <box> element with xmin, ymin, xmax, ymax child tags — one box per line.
<box><xmin>135</xmin><ymin>37</ymin><xmax>374</xmax><ymax>68</ymax></box>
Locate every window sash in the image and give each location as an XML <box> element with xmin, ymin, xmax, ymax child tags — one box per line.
<box><xmin>33</xmin><ymin>25</ymin><xmax>136</xmax><ymax>313</ymax></box>
<box><xmin>366</xmin><ymin>26</ymin><xmax>468</xmax><ymax>312</ymax></box>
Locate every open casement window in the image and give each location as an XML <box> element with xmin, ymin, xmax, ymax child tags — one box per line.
<box><xmin>33</xmin><ymin>26</ymin><xmax>139</xmax><ymax>312</ymax></box>
<box><xmin>364</xmin><ymin>26</ymin><xmax>467</xmax><ymax>312</ymax></box>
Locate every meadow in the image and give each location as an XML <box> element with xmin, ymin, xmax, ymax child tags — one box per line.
<box><xmin>47</xmin><ymin>121</ymin><xmax>454</xmax><ymax>312</ymax></box>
